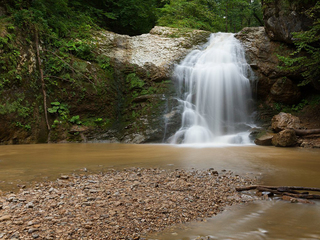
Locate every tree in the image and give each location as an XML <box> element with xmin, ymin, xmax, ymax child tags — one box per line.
<box><xmin>157</xmin><ymin>0</ymin><xmax>221</xmax><ymax>32</ymax></box>
<box><xmin>215</xmin><ymin>0</ymin><xmax>263</xmax><ymax>32</ymax></box>
<box><xmin>103</xmin><ymin>0</ymin><xmax>158</xmax><ymax>35</ymax></box>
<box><xmin>156</xmin><ymin>0</ymin><xmax>263</xmax><ymax>33</ymax></box>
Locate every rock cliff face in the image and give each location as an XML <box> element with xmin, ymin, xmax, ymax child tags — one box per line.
<box><xmin>235</xmin><ymin>27</ymin><xmax>301</xmax><ymax>104</ymax></box>
<box><xmin>262</xmin><ymin>0</ymin><xmax>314</xmax><ymax>43</ymax></box>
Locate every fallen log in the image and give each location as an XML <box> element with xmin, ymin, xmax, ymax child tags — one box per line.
<box><xmin>292</xmin><ymin>128</ymin><xmax>320</xmax><ymax>136</ymax></box>
<box><xmin>284</xmin><ymin>192</ymin><xmax>320</xmax><ymax>199</ymax></box>
<box><xmin>236</xmin><ymin>185</ymin><xmax>320</xmax><ymax>200</ymax></box>
<box><xmin>236</xmin><ymin>185</ymin><xmax>320</xmax><ymax>192</ymax></box>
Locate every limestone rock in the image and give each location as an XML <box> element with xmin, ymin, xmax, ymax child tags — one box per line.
<box><xmin>95</xmin><ymin>26</ymin><xmax>211</xmax><ymax>81</ymax></box>
<box><xmin>271</xmin><ymin>112</ymin><xmax>301</xmax><ymax>132</ymax></box>
<box><xmin>272</xmin><ymin>129</ymin><xmax>298</xmax><ymax>147</ymax></box>
<box><xmin>262</xmin><ymin>0</ymin><xmax>315</xmax><ymax>43</ymax></box>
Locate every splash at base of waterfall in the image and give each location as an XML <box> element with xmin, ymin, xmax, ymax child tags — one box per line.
<box><xmin>169</xmin><ymin>33</ymin><xmax>255</xmax><ymax>145</ymax></box>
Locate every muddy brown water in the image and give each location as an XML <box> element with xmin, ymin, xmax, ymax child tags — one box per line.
<box><xmin>0</xmin><ymin>143</ymin><xmax>320</xmax><ymax>239</ymax></box>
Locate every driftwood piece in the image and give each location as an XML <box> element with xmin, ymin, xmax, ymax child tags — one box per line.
<box><xmin>284</xmin><ymin>192</ymin><xmax>320</xmax><ymax>199</ymax></box>
<box><xmin>292</xmin><ymin>128</ymin><xmax>320</xmax><ymax>136</ymax></box>
<box><xmin>282</xmin><ymin>195</ymin><xmax>315</xmax><ymax>204</ymax></box>
<box><xmin>236</xmin><ymin>185</ymin><xmax>320</xmax><ymax>201</ymax></box>
<box><xmin>236</xmin><ymin>185</ymin><xmax>320</xmax><ymax>192</ymax></box>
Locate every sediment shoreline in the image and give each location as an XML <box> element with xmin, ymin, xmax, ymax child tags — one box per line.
<box><xmin>0</xmin><ymin>168</ymin><xmax>258</xmax><ymax>239</ymax></box>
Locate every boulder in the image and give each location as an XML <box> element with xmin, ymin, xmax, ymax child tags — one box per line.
<box><xmin>270</xmin><ymin>78</ymin><xmax>301</xmax><ymax>104</ymax></box>
<box><xmin>272</xmin><ymin>129</ymin><xmax>298</xmax><ymax>147</ymax></box>
<box><xmin>262</xmin><ymin>0</ymin><xmax>315</xmax><ymax>43</ymax></box>
<box><xmin>271</xmin><ymin>112</ymin><xmax>301</xmax><ymax>132</ymax></box>
<box><xmin>254</xmin><ymin>133</ymin><xmax>274</xmax><ymax>146</ymax></box>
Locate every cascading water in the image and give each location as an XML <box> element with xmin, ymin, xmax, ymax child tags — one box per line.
<box><xmin>170</xmin><ymin>33</ymin><xmax>255</xmax><ymax>145</ymax></box>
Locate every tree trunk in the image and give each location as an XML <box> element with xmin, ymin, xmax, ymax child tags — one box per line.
<box><xmin>35</xmin><ymin>30</ymin><xmax>50</xmax><ymax>131</ymax></box>
<box><xmin>292</xmin><ymin>128</ymin><xmax>320</xmax><ymax>136</ymax></box>
<box><xmin>253</xmin><ymin>12</ymin><xmax>264</xmax><ymax>26</ymax></box>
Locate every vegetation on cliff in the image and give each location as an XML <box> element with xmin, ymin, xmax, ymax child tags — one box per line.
<box><xmin>277</xmin><ymin>1</ymin><xmax>320</xmax><ymax>88</ymax></box>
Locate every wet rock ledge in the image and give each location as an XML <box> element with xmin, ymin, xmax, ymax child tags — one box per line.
<box><xmin>0</xmin><ymin>168</ymin><xmax>257</xmax><ymax>239</ymax></box>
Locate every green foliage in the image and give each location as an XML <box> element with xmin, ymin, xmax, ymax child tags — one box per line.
<box><xmin>47</xmin><ymin>101</ymin><xmax>69</xmax><ymax>120</ymax></box>
<box><xmin>277</xmin><ymin>2</ymin><xmax>320</xmax><ymax>87</ymax></box>
<box><xmin>273</xmin><ymin>94</ymin><xmax>320</xmax><ymax>113</ymax></box>
<box><xmin>51</xmin><ymin>119</ymin><xmax>61</xmax><ymax>129</ymax></box>
<box><xmin>126</xmin><ymin>73</ymin><xmax>145</xmax><ymax>89</ymax></box>
<box><xmin>69</xmin><ymin>115</ymin><xmax>82</xmax><ymax>125</ymax></box>
<box><xmin>64</xmin><ymin>40</ymin><xmax>95</xmax><ymax>61</ymax></box>
<box><xmin>15</xmin><ymin>121</ymin><xmax>31</xmax><ymax>130</ymax></box>
<box><xmin>94</xmin><ymin>117</ymin><xmax>103</xmax><ymax>125</ymax></box>
<box><xmin>102</xmin><ymin>0</ymin><xmax>158</xmax><ymax>35</ymax></box>
<box><xmin>97</xmin><ymin>55</ymin><xmax>111</xmax><ymax>70</ymax></box>
<box><xmin>157</xmin><ymin>0</ymin><xmax>263</xmax><ymax>32</ymax></box>
<box><xmin>157</xmin><ymin>0</ymin><xmax>219</xmax><ymax>31</ymax></box>
<box><xmin>0</xmin><ymin>93</ymin><xmax>33</xmax><ymax>117</ymax></box>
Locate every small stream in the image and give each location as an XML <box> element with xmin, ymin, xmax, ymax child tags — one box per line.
<box><xmin>0</xmin><ymin>143</ymin><xmax>320</xmax><ymax>239</ymax></box>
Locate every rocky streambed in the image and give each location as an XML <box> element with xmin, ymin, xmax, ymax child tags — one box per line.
<box><xmin>0</xmin><ymin>168</ymin><xmax>258</xmax><ymax>239</ymax></box>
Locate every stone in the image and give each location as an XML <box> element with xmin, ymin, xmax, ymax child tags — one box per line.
<box><xmin>0</xmin><ymin>215</ymin><xmax>11</xmax><ymax>222</ymax></box>
<box><xmin>26</xmin><ymin>202</ymin><xmax>34</xmax><ymax>208</ymax></box>
<box><xmin>59</xmin><ymin>175</ymin><xmax>69</xmax><ymax>180</ymax></box>
<box><xmin>270</xmin><ymin>78</ymin><xmax>301</xmax><ymax>104</ymax></box>
<box><xmin>32</xmin><ymin>233</ymin><xmax>39</xmax><ymax>239</ymax></box>
<box><xmin>69</xmin><ymin>125</ymin><xmax>89</xmax><ymax>133</ymax></box>
<box><xmin>272</xmin><ymin>129</ymin><xmax>298</xmax><ymax>147</ymax></box>
<box><xmin>254</xmin><ymin>133</ymin><xmax>274</xmax><ymax>146</ymax></box>
<box><xmin>271</xmin><ymin>112</ymin><xmax>301</xmax><ymax>132</ymax></box>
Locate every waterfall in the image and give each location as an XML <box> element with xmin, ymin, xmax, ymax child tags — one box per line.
<box><xmin>169</xmin><ymin>33</ymin><xmax>255</xmax><ymax>145</ymax></box>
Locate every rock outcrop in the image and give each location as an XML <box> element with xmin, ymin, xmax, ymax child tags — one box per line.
<box><xmin>96</xmin><ymin>26</ymin><xmax>211</xmax><ymax>81</ymax></box>
<box><xmin>235</xmin><ymin>27</ymin><xmax>301</xmax><ymax>104</ymax></box>
<box><xmin>262</xmin><ymin>0</ymin><xmax>314</xmax><ymax>43</ymax></box>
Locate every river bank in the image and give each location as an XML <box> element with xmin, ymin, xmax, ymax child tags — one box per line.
<box><xmin>0</xmin><ymin>167</ymin><xmax>258</xmax><ymax>239</ymax></box>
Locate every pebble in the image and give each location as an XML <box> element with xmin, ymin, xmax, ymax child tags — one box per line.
<box><xmin>0</xmin><ymin>215</ymin><xmax>11</xmax><ymax>222</ymax></box>
<box><xmin>59</xmin><ymin>175</ymin><xmax>69</xmax><ymax>180</ymax></box>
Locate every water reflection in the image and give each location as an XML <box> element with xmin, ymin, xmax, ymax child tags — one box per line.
<box><xmin>149</xmin><ymin>201</ymin><xmax>320</xmax><ymax>240</ymax></box>
<box><xmin>0</xmin><ymin>143</ymin><xmax>320</xmax><ymax>239</ymax></box>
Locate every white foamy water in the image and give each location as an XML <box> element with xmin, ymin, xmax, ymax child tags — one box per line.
<box><xmin>170</xmin><ymin>33</ymin><xmax>255</xmax><ymax>145</ymax></box>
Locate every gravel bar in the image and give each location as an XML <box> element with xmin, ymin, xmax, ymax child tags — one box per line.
<box><xmin>0</xmin><ymin>168</ymin><xmax>258</xmax><ymax>239</ymax></box>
